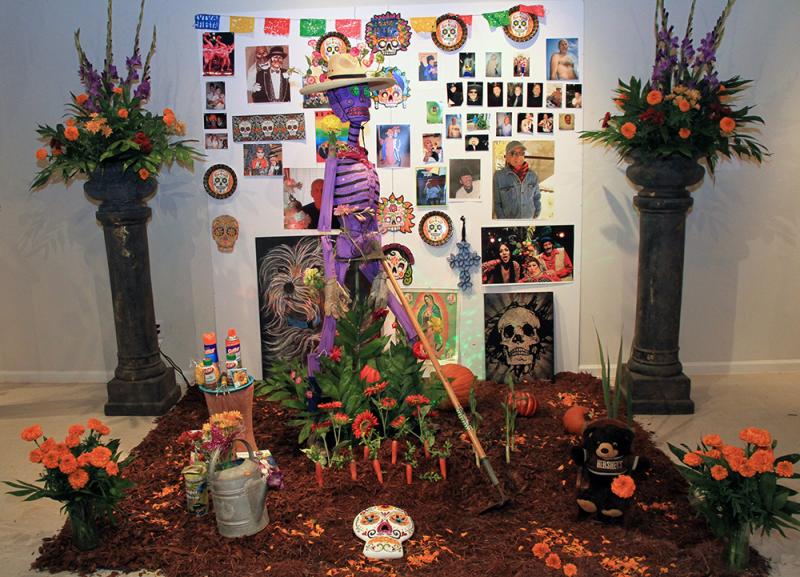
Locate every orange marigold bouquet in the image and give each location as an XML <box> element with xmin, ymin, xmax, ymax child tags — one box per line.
<box><xmin>668</xmin><ymin>427</ymin><xmax>800</xmax><ymax>538</ymax></box>
<box><xmin>31</xmin><ymin>0</ymin><xmax>199</xmax><ymax>190</ymax></box>
<box><xmin>6</xmin><ymin>419</ymin><xmax>134</xmax><ymax>548</ymax></box>
<box><xmin>580</xmin><ymin>0</ymin><xmax>768</xmax><ymax>173</ymax></box>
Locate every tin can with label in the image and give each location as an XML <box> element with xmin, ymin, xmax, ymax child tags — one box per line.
<box><xmin>182</xmin><ymin>463</ymin><xmax>209</xmax><ymax>516</ymax></box>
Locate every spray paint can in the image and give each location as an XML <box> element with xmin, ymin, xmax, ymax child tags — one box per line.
<box><xmin>225</xmin><ymin>328</ymin><xmax>241</xmax><ymax>366</ymax></box>
<box><xmin>203</xmin><ymin>332</ymin><xmax>219</xmax><ymax>364</ymax></box>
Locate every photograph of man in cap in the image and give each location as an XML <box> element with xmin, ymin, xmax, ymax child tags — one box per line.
<box><xmin>449</xmin><ymin>158</ymin><xmax>481</xmax><ymax>200</ymax></box>
<box><xmin>492</xmin><ymin>140</ymin><xmax>541</xmax><ymax>219</ymax></box>
<box><xmin>247</xmin><ymin>45</ymin><xmax>290</xmax><ymax>103</ymax></box>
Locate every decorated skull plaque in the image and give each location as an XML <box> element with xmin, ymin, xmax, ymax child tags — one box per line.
<box><xmin>211</xmin><ymin>214</ymin><xmax>239</xmax><ymax>253</ymax></box>
<box><xmin>352</xmin><ymin>504</ymin><xmax>414</xmax><ymax>560</ymax></box>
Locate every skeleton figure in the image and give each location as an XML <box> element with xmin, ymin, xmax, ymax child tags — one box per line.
<box><xmin>300</xmin><ymin>54</ymin><xmax>418</xmax><ymax>376</ymax></box>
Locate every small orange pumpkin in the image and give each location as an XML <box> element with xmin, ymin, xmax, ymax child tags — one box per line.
<box><xmin>507</xmin><ymin>390</ymin><xmax>538</xmax><ymax>417</ymax></box>
<box><xmin>563</xmin><ymin>405</ymin><xmax>591</xmax><ymax>435</ymax></box>
<box><xmin>438</xmin><ymin>364</ymin><xmax>477</xmax><ymax>410</ymax></box>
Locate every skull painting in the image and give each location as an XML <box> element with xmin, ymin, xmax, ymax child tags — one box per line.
<box><xmin>237</xmin><ymin>119</ymin><xmax>253</xmax><ymax>140</ymax></box>
<box><xmin>285</xmin><ymin>118</ymin><xmax>300</xmax><ymax>136</ymax></box>
<box><xmin>382</xmin><ymin>243</ymin><xmax>414</xmax><ymax>286</ymax></box>
<box><xmin>498</xmin><ymin>305</ymin><xmax>541</xmax><ymax>369</ymax></box>
<box><xmin>504</xmin><ymin>10</ymin><xmax>538</xmax><ymax>42</ymax></box>
<box><xmin>260</xmin><ymin>119</ymin><xmax>275</xmax><ymax>139</ymax></box>
<box><xmin>211</xmin><ymin>214</ymin><xmax>239</xmax><ymax>253</ymax></box>
<box><xmin>485</xmin><ymin>293</ymin><xmax>554</xmax><ymax>383</ymax></box>
<box><xmin>352</xmin><ymin>505</ymin><xmax>414</xmax><ymax>560</ymax></box>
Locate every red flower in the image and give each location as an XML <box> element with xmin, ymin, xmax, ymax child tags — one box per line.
<box><xmin>639</xmin><ymin>106</ymin><xmax>665</xmax><ymax>126</ymax></box>
<box><xmin>380</xmin><ymin>397</ymin><xmax>397</xmax><ymax>410</ymax></box>
<box><xmin>532</xmin><ymin>542</ymin><xmax>550</xmax><ymax>559</ymax></box>
<box><xmin>332</xmin><ymin>412</ymin><xmax>350</xmax><ymax>426</ymax></box>
<box><xmin>359</xmin><ymin>364</ymin><xmax>382</xmax><ymax>385</ymax></box>
<box><xmin>318</xmin><ymin>401</ymin><xmax>343</xmax><ymax>410</ymax></box>
<box><xmin>412</xmin><ymin>341</ymin><xmax>429</xmax><ymax>360</ymax></box>
<box><xmin>311</xmin><ymin>420</ymin><xmax>332</xmax><ymax>432</ymax></box>
<box><xmin>329</xmin><ymin>346</ymin><xmax>342</xmax><ymax>362</ymax></box>
<box><xmin>364</xmin><ymin>381</ymin><xmax>388</xmax><ymax>397</ymax></box>
<box><xmin>776</xmin><ymin>461</ymin><xmax>794</xmax><ymax>478</ymax></box>
<box><xmin>132</xmin><ymin>131</ymin><xmax>153</xmax><ymax>153</ymax></box>
<box><xmin>545</xmin><ymin>553</ymin><xmax>562</xmax><ymax>569</ymax></box>
<box><xmin>390</xmin><ymin>415</ymin><xmax>406</xmax><ymax>429</ymax></box>
<box><xmin>371</xmin><ymin>308</ymin><xmax>389</xmax><ymax>321</ymax></box>
<box><xmin>21</xmin><ymin>425</ymin><xmax>43</xmax><ymax>442</ymax></box>
<box><xmin>601</xmin><ymin>111</ymin><xmax>611</xmax><ymax>128</ymax></box>
<box><xmin>352</xmin><ymin>411</ymin><xmax>378</xmax><ymax>439</ymax></box>
<box><xmin>405</xmin><ymin>394</ymin><xmax>430</xmax><ymax>407</ymax></box>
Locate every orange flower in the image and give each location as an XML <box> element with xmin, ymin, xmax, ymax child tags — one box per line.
<box><xmin>117</xmin><ymin>108</ymin><xmax>129</xmax><ymax>119</ymax></box>
<box><xmin>563</xmin><ymin>563</ymin><xmax>578</xmax><ymax>577</ymax></box>
<box><xmin>64</xmin><ymin>125</ymin><xmax>80</xmax><ymax>141</ymax></box>
<box><xmin>646</xmin><ymin>90</ymin><xmax>663</xmax><ymax>105</ymax></box>
<box><xmin>29</xmin><ymin>448</ymin><xmax>44</xmax><ymax>463</ymax></box>
<box><xmin>68</xmin><ymin>424</ymin><xmax>85</xmax><ymax>437</ymax></box>
<box><xmin>163</xmin><ymin>111</ymin><xmax>175</xmax><ymax>126</ymax></box>
<box><xmin>65</xmin><ymin>118</ymin><xmax>77</xmax><ymax>127</ymax></box>
<box><xmin>85</xmin><ymin>120</ymin><xmax>104</xmax><ymax>134</ymax></box>
<box><xmin>51</xmin><ymin>147</ymin><xmax>63</xmax><ymax>156</ymax></box>
<box><xmin>614</xmin><ymin>99</ymin><xmax>626</xmax><ymax>108</ymax></box>
<box><xmin>620</xmin><ymin>122</ymin><xmax>637</xmax><ymax>139</ymax></box>
<box><xmin>163</xmin><ymin>107</ymin><xmax>175</xmax><ymax>117</ymax></box>
<box><xmin>683</xmin><ymin>452</ymin><xmax>703</xmax><ymax>467</ymax></box>
<box><xmin>54</xmin><ymin>442</ymin><xmax>71</xmax><ymax>455</ymax></box>
<box><xmin>21</xmin><ymin>424</ymin><xmax>43</xmax><ymax>442</ymax></box>
<box><xmin>678</xmin><ymin>128</ymin><xmax>691</xmax><ymax>139</ymax></box>
<box><xmin>546</xmin><ymin>553</ymin><xmax>562</xmax><ymax>570</ymax></box>
<box><xmin>59</xmin><ymin>453</ymin><xmax>78</xmax><ymax>475</ymax></box>
<box><xmin>40</xmin><ymin>438</ymin><xmax>56</xmax><ymax>452</ymax></box>
<box><xmin>749</xmin><ymin>449</ymin><xmax>775</xmax><ymax>473</ymax></box>
<box><xmin>113</xmin><ymin>86</ymin><xmax>123</xmax><ymax>94</ymax></box>
<box><xmin>68</xmin><ymin>468</ymin><xmax>89</xmax><ymax>490</ymax></box>
<box><xmin>676</xmin><ymin>97</ymin><xmax>691</xmax><ymax>112</ymax></box>
<box><xmin>77</xmin><ymin>453</ymin><xmax>92</xmax><ymax>467</ymax></box>
<box><xmin>611</xmin><ymin>474</ymin><xmax>636</xmax><ymax>499</ymax></box>
<box><xmin>42</xmin><ymin>451</ymin><xmax>60</xmax><ymax>469</ymax></box>
<box><xmin>105</xmin><ymin>461</ymin><xmax>119</xmax><ymax>476</ymax></box>
<box><xmin>88</xmin><ymin>418</ymin><xmax>109</xmax><ymax>434</ymax></box>
<box><xmin>65</xmin><ymin>434</ymin><xmax>81</xmax><ymax>448</ymax></box>
<box><xmin>88</xmin><ymin>446</ymin><xmax>112</xmax><ymax>468</ymax></box>
<box><xmin>75</xmin><ymin>93</ymin><xmax>89</xmax><ymax>106</ymax></box>
<box><xmin>138</xmin><ymin>168</ymin><xmax>150</xmax><ymax>181</ymax></box>
<box><xmin>703</xmin><ymin>434</ymin><xmax>723</xmax><ymax>448</ymax></box>
<box><xmin>705</xmin><ymin>449</ymin><xmax>722</xmax><ymax>460</ymax></box>
<box><xmin>532</xmin><ymin>542</ymin><xmax>551</xmax><ymax>559</ymax></box>
<box><xmin>776</xmin><ymin>461</ymin><xmax>794</xmax><ymax>478</ymax></box>
<box><xmin>359</xmin><ymin>364</ymin><xmax>382</xmax><ymax>384</ymax></box>
<box><xmin>738</xmin><ymin>461</ymin><xmax>757</xmax><ymax>478</ymax></box>
<box><xmin>710</xmin><ymin>465</ymin><xmax>728</xmax><ymax>480</ymax></box>
<box><xmin>719</xmin><ymin>117</ymin><xmax>736</xmax><ymax>134</ymax></box>
<box><xmin>35</xmin><ymin>148</ymin><xmax>48</xmax><ymax>161</ymax></box>
<box><xmin>739</xmin><ymin>427</ymin><xmax>771</xmax><ymax>447</ymax></box>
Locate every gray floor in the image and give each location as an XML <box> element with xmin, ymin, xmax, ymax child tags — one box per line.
<box><xmin>1</xmin><ymin>374</ymin><xmax>798</xmax><ymax>576</ymax></box>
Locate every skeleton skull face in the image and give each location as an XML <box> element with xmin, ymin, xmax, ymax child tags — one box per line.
<box><xmin>320</xmin><ymin>37</ymin><xmax>347</xmax><ymax>63</ymax></box>
<box><xmin>438</xmin><ymin>20</ymin><xmax>459</xmax><ymax>47</ymax></box>
<box><xmin>498</xmin><ymin>305</ymin><xmax>541</xmax><ymax>370</ymax></box>
<box><xmin>211</xmin><ymin>214</ymin><xmax>239</xmax><ymax>253</ymax></box>
<box><xmin>210</xmin><ymin>169</ymin><xmax>232</xmax><ymax>195</ymax></box>
<box><xmin>383</xmin><ymin>246</ymin><xmax>413</xmax><ymax>285</ymax></box>
<box><xmin>255</xmin><ymin>46</ymin><xmax>270</xmax><ymax>69</ymax></box>
<box><xmin>285</xmin><ymin>118</ymin><xmax>300</xmax><ymax>136</ymax></box>
<box><xmin>238</xmin><ymin>120</ymin><xmax>253</xmax><ymax>139</ymax></box>
<box><xmin>377</xmin><ymin>37</ymin><xmax>401</xmax><ymax>56</ymax></box>
<box><xmin>328</xmin><ymin>84</ymin><xmax>372</xmax><ymax>123</ymax></box>
<box><xmin>510</xmin><ymin>12</ymin><xmax>532</xmax><ymax>37</ymax></box>
<box><xmin>260</xmin><ymin>119</ymin><xmax>274</xmax><ymax>138</ymax></box>
<box><xmin>353</xmin><ymin>505</ymin><xmax>414</xmax><ymax>560</ymax></box>
<box><xmin>376</xmin><ymin>85</ymin><xmax>403</xmax><ymax>108</ymax></box>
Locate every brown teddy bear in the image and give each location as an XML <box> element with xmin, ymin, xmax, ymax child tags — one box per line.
<box><xmin>570</xmin><ymin>418</ymin><xmax>649</xmax><ymax>522</ymax></box>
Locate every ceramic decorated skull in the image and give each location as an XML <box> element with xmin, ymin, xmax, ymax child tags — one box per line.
<box><xmin>352</xmin><ymin>505</ymin><xmax>414</xmax><ymax>560</ymax></box>
<box><xmin>211</xmin><ymin>214</ymin><xmax>239</xmax><ymax>253</ymax></box>
<box><xmin>498</xmin><ymin>305</ymin><xmax>541</xmax><ymax>369</ymax></box>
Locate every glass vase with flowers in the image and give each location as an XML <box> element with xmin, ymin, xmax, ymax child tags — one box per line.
<box><xmin>5</xmin><ymin>419</ymin><xmax>134</xmax><ymax>551</ymax></box>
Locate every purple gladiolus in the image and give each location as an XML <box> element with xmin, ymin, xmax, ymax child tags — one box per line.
<box><xmin>133</xmin><ymin>78</ymin><xmax>150</xmax><ymax>101</ymax></box>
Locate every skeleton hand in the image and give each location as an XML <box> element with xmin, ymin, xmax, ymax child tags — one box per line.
<box><xmin>251</xmin><ymin>82</ymin><xmax>262</xmax><ymax>93</ymax></box>
<box><xmin>367</xmin><ymin>270</ymin><xmax>390</xmax><ymax>310</ymax></box>
<box><xmin>324</xmin><ymin>278</ymin><xmax>351</xmax><ymax>320</ymax></box>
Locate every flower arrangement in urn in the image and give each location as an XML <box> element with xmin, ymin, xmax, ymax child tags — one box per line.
<box><xmin>581</xmin><ymin>0</ymin><xmax>768</xmax><ymax>173</ymax></box>
<box><xmin>31</xmin><ymin>0</ymin><xmax>199</xmax><ymax>189</ymax></box>
<box><xmin>5</xmin><ymin>420</ymin><xmax>134</xmax><ymax>551</ymax></box>
<box><xmin>669</xmin><ymin>428</ymin><xmax>800</xmax><ymax>572</ymax></box>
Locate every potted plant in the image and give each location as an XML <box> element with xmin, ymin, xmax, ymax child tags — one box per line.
<box><xmin>31</xmin><ymin>0</ymin><xmax>201</xmax><ymax>416</ymax></box>
<box><xmin>669</xmin><ymin>428</ymin><xmax>800</xmax><ymax>573</ymax></box>
<box><xmin>5</xmin><ymin>420</ymin><xmax>134</xmax><ymax>551</ymax></box>
<box><xmin>580</xmin><ymin>0</ymin><xmax>768</xmax><ymax>416</ymax></box>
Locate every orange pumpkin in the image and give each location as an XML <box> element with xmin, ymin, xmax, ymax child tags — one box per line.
<box><xmin>437</xmin><ymin>364</ymin><xmax>477</xmax><ymax>410</ymax></box>
<box><xmin>563</xmin><ymin>405</ymin><xmax>591</xmax><ymax>435</ymax></box>
<box><xmin>507</xmin><ymin>390</ymin><xmax>538</xmax><ymax>417</ymax></box>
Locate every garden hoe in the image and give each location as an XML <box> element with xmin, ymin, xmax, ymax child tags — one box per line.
<box><xmin>380</xmin><ymin>259</ymin><xmax>511</xmax><ymax>514</ymax></box>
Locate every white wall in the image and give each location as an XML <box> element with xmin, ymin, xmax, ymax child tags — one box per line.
<box><xmin>1</xmin><ymin>0</ymin><xmax>797</xmax><ymax>383</ymax></box>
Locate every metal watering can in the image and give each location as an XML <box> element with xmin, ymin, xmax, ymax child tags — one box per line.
<box><xmin>209</xmin><ymin>441</ymin><xmax>269</xmax><ymax>538</ymax></box>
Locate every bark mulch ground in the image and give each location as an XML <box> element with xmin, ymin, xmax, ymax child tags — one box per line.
<box><xmin>33</xmin><ymin>372</ymin><xmax>769</xmax><ymax>577</ymax></box>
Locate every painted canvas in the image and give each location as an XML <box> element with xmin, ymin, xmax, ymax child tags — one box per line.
<box><xmin>402</xmin><ymin>290</ymin><xmax>459</xmax><ymax>364</ymax></box>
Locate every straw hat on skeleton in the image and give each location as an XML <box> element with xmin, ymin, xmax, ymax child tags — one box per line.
<box><xmin>299</xmin><ymin>53</ymin><xmax>396</xmax><ymax>94</ymax></box>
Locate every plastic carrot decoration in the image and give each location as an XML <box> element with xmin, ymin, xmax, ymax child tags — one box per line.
<box><xmin>350</xmin><ymin>460</ymin><xmax>358</xmax><ymax>481</ymax></box>
<box><xmin>405</xmin><ymin>463</ymin><xmax>413</xmax><ymax>485</ymax></box>
<box><xmin>423</xmin><ymin>440</ymin><xmax>430</xmax><ymax>459</ymax></box>
<box><xmin>372</xmin><ymin>459</ymin><xmax>383</xmax><ymax>484</ymax></box>
<box><xmin>315</xmin><ymin>462</ymin><xmax>323</xmax><ymax>488</ymax></box>
<box><xmin>363</xmin><ymin>445</ymin><xmax>370</xmax><ymax>460</ymax></box>
<box><xmin>391</xmin><ymin>440</ymin><xmax>398</xmax><ymax>464</ymax></box>
<box><xmin>439</xmin><ymin>457</ymin><xmax>447</xmax><ymax>480</ymax></box>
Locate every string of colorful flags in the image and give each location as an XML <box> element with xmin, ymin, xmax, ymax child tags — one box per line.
<box><xmin>194</xmin><ymin>5</ymin><xmax>544</xmax><ymax>36</ymax></box>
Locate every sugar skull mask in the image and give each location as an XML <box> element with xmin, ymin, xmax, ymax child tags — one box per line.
<box><xmin>383</xmin><ymin>243</ymin><xmax>414</xmax><ymax>286</ymax></box>
<box><xmin>211</xmin><ymin>214</ymin><xmax>239</xmax><ymax>252</ymax></box>
<box><xmin>433</xmin><ymin>14</ymin><xmax>467</xmax><ymax>51</ymax></box>
<box><xmin>353</xmin><ymin>505</ymin><xmax>414</xmax><ymax>560</ymax></box>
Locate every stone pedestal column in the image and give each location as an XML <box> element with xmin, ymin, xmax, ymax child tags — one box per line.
<box><xmin>85</xmin><ymin>163</ymin><xmax>180</xmax><ymax>416</ymax></box>
<box><xmin>622</xmin><ymin>156</ymin><xmax>704</xmax><ymax>415</ymax></box>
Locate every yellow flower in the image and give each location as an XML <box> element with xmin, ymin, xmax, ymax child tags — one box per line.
<box><xmin>319</xmin><ymin>114</ymin><xmax>344</xmax><ymax>134</ymax></box>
